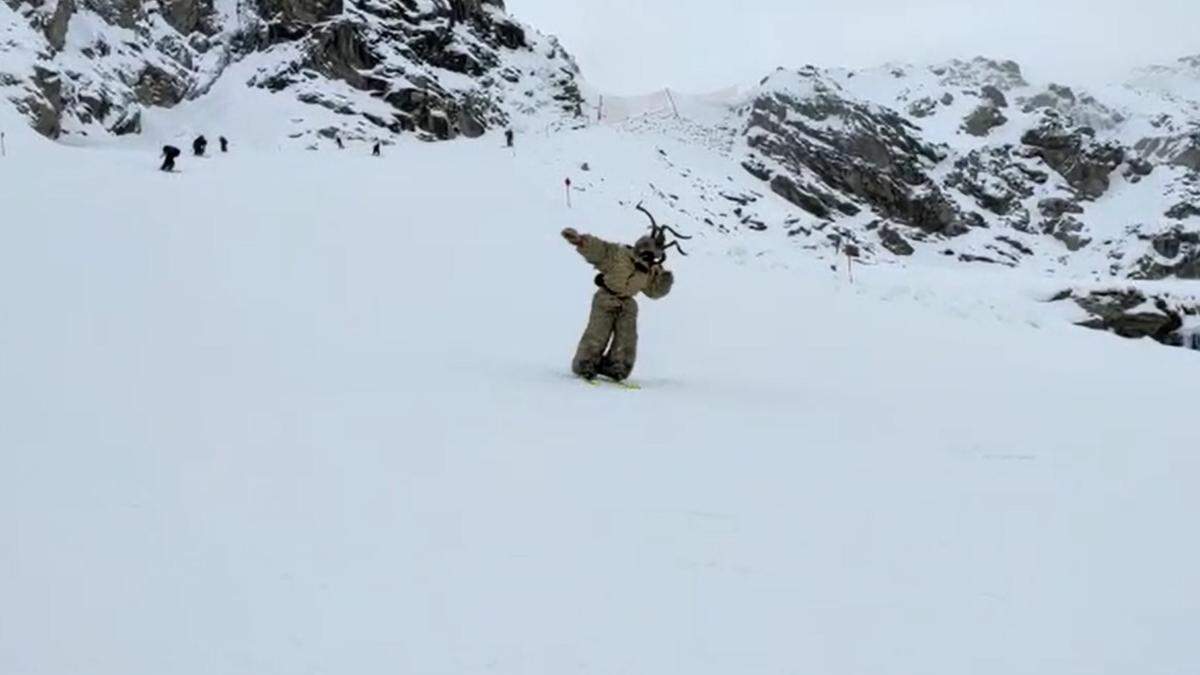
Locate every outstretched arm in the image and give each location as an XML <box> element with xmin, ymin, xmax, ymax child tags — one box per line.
<box><xmin>643</xmin><ymin>265</ymin><xmax>674</xmax><ymax>299</ymax></box>
<box><xmin>562</xmin><ymin>228</ymin><xmax>619</xmax><ymax>269</ymax></box>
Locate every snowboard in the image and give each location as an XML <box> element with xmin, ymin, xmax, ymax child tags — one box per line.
<box><xmin>583</xmin><ymin>378</ymin><xmax>641</xmax><ymax>391</ymax></box>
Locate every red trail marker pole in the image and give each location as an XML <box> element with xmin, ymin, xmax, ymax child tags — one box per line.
<box><xmin>564</xmin><ymin>177</ymin><xmax>572</xmax><ymax>208</ymax></box>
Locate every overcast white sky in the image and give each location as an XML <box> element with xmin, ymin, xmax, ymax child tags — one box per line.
<box><xmin>506</xmin><ymin>0</ymin><xmax>1200</xmax><ymax>94</ymax></box>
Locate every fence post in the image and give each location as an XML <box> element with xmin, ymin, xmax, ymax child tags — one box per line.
<box><xmin>665</xmin><ymin>88</ymin><xmax>680</xmax><ymax>118</ymax></box>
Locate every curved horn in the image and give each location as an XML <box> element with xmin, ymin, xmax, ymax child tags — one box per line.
<box><xmin>663</xmin><ymin>241</ymin><xmax>689</xmax><ymax>257</ymax></box>
<box><xmin>659</xmin><ymin>224</ymin><xmax>693</xmax><ymax>240</ymax></box>
<box><xmin>635</xmin><ymin>202</ymin><xmax>661</xmax><ymax>236</ymax></box>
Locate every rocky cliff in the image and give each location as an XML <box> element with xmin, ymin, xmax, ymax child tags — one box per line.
<box><xmin>0</xmin><ymin>0</ymin><xmax>582</xmax><ymax>140</ymax></box>
<box><xmin>716</xmin><ymin>58</ymin><xmax>1200</xmax><ymax>284</ymax></box>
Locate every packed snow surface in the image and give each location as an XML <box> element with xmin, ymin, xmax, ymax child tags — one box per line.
<box><xmin>1</xmin><ymin>105</ymin><xmax>1198</xmax><ymax>675</ymax></box>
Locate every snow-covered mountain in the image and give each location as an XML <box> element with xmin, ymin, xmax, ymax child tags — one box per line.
<box><xmin>583</xmin><ymin>58</ymin><xmax>1200</xmax><ymax>349</ymax></box>
<box><xmin>2</xmin><ymin>3</ymin><xmax>1198</xmax><ymax>348</ymax></box>
<box><xmin>0</xmin><ymin>0</ymin><xmax>582</xmax><ymax>141</ymax></box>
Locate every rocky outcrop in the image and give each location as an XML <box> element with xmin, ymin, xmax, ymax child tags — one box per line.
<box><xmin>161</xmin><ymin>0</ymin><xmax>217</xmax><ymax>35</ymax></box>
<box><xmin>877</xmin><ymin>224</ymin><xmax>915</xmax><ymax>256</ymax></box>
<box><xmin>1</xmin><ymin>0</ymin><xmax>580</xmax><ymax>140</ymax></box>
<box><xmin>722</xmin><ymin>58</ymin><xmax>1200</xmax><ymax>278</ymax></box>
<box><xmin>931</xmin><ymin>57</ymin><xmax>1027</xmax><ymax>90</ymax></box>
<box><xmin>1043</xmin><ymin>216</ymin><xmax>1091</xmax><ymax>251</ymax></box>
<box><xmin>1129</xmin><ymin>229</ymin><xmax>1200</xmax><ymax>279</ymax></box>
<box><xmin>962</xmin><ymin>105</ymin><xmax>1007</xmax><ymax>137</ymax></box>
<box><xmin>1058</xmin><ymin>288</ymin><xmax>1192</xmax><ymax>345</ymax></box>
<box><xmin>743</xmin><ymin>68</ymin><xmax>976</xmax><ymax>237</ymax></box>
<box><xmin>1021</xmin><ymin>115</ymin><xmax>1126</xmax><ymax>199</ymax></box>
<box><xmin>945</xmin><ymin>147</ymin><xmax>1039</xmax><ymax>224</ymax></box>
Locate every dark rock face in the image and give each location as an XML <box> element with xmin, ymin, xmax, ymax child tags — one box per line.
<box><xmin>1043</xmin><ymin>215</ymin><xmax>1091</xmax><ymax>251</ymax></box>
<box><xmin>878</xmin><ymin>225</ymin><xmax>915</xmax><ymax>256</ymax></box>
<box><xmin>3</xmin><ymin>0</ymin><xmax>579</xmax><ymax>141</ymax></box>
<box><xmin>744</xmin><ymin>69</ymin><xmax>974</xmax><ymax>236</ymax></box>
<box><xmin>134</xmin><ymin>65</ymin><xmax>189</xmax><ymax>107</ymax></box>
<box><xmin>45</xmin><ymin>0</ymin><xmax>76</xmax><ymax>50</ymax></box>
<box><xmin>1130</xmin><ymin>229</ymin><xmax>1200</xmax><ymax>279</ymax></box>
<box><xmin>1166</xmin><ymin>202</ymin><xmax>1200</xmax><ymax>220</ymax></box>
<box><xmin>908</xmin><ymin>97</ymin><xmax>938</xmax><ymax>118</ymax></box>
<box><xmin>980</xmin><ymin>85</ymin><xmax>1008</xmax><ymax>108</ymax></box>
<box><xmin>161</xmin><ymin>0</ymin><xmax>217</xmax><ymax>35</ymax></box>
<box><xmin>729</xmin><ymin>62</ymin><xmax>1198</xmax><ymax>278</ymax></box>
<box><xmin>946</xmin><ymin>148</ymin><xmax>1037</xmax><ymax>223</ymax></box>
<box><xmin>1021</xmin><ymin>115</ymin><xmax>1125</xmax><ymax>199</ymax></box>
<box><xmin>1038</xmin><ymin>197</ymin><xmax>1084</xmax><ymax>218</ymax></box>
<box><xmin>83</xmin><ymin>0</ymin><xmax>143</xmax><ymax>29</ymax></box>
<box><xmin>256</xmin><ymin>0</ymin><xmax>344</xmax><ymax>27</ymax></box>
<box><xmin>245</xmin><ymin>0</ymin><xmax>571</xmax><ymax>139</ymax></box>
<box><xmin>931</xmin><ymin>57</ymin><xmax>1027</xmax><ymax>90</ymax></box>
<box><xmin>28</xmin><ymin>66</ymin><xmax>64</xmax><ymax>137</ymax></box>
<box><xmin>962</xmin><ymin>105</ymin><xmax>1007</xmax><ymax>137</ymax></box>
<box><xmin>1062</xmin><ymin>288</ymin><xmax>1188</xmax><ymax>343</ymax></box>
<box><xmin>1124</xmin><ymin>156</ymin><xmax>1154</xmax><ymax>181</ymax></box>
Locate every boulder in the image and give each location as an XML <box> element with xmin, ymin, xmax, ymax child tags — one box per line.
<box><xmin>1064</xmin><ymin>288</ymin><xmax>1185</xmax><ymax>342</ymax></box>
<box><xmin>877</xmin><ymin>225</ymin><xmax>915</xmax><ymax>256</ymax></box>
<box><xmin>1037</xmin><ymin>197</ymin><xmax>1084</xmax><ymax>218</ymax></box>
<box><xmin>1043</xmin><ymin>215</ymin><xmax>1091</xmax><ymax>251</ymax></box>
<box><xmin>962</xmin><ymin>105</ymin><xmax>1007</xmax><ymax>137</ymax></box>
<box><xmin>160</xmin><ymin>0</ymin><xmax>216</xmax><ymax>35</ymax></box>
<box><xmin>1166</xmin><ymin>202</ymin><xmax>1200</xmax><ymax>220</ymax></box>
<box><xmin>980</xmin><ymin>84</ymin><xmax>1008</xmax><ymax>108</ymax></box>
<box><xmin>1131</xmin><ymin>229</ymin><xmax>1200</xmax><ymax>279</ymax></box>
<box><xmin>1021</xmin><ymin>117</ymin><xmax>1125</xmax><ymax>199</ymax></box>
<box><xmin>45</xmin><ymin>0</ymin><xmax>76</xmax><ymax>51</ymax></box>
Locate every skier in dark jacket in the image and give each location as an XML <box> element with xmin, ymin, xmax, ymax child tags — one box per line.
<box><xmin>160</xmin><ymin>145</ymin><xmax>181</xmax><ymax>172</ymax></box>
<box><xmin>219</xmin><ymin>136</ymin><xmax>229</xmax><ymax>153</ymax></box>
<box><xmin>192</xmin><ymin>135</ymin><xmax>207</xmax><ymax>156</ymax></box>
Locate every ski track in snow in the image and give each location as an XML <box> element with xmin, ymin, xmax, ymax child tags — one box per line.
<box><xmin>1</xmin><ymin>105</ymin><xmax>1199</xmax><ymax>675</ymax></box>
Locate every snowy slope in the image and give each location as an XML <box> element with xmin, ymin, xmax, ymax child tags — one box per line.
<box><xmin>560</xmin><ymin>58</ymin><xmax>1200</xmax><ymax>297</ymax></box>
<box><xmin>3</xmin><ymin>109</ymin><xmax>1200</xmax><ymax>675</ymax></box>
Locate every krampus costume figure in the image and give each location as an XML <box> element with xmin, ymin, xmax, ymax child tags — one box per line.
<box><xmin>562</xmin><ymin>204</ymin><xmax>690</xmax><ymax>382</ymax></box>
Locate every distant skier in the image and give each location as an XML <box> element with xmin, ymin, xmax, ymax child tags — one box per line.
<box><xmin>160</xmin><ymin>145</ymin><xmax>181</xmax><ymax>172</ymax></box>
<box><xmin>372</xmin><ymin>142</ymin><xmax>381</xmax><ymax>157</ymax></box>
<box><xmin>192</xmin><ymin>135</ymin><xmax>207</xmax><ymax>156</ymax></box>
<box><xmin>335</xmin><ymin>135</ymin><xmax>344</xmax><ymax>149</ymax></box>
<box><xmin>219</xmin><ymin>136</ymin><xmax>229</xmax><ymax>153</ymax></box>
<box><xmin>562</xmin><ymin>205</ymin><xmax>688</xmax><ymax>382</ymax></box>
<box><xmin>505</xmin><ymin>129</ymin><xmax>514</xmax><ymax>148</ymax></box>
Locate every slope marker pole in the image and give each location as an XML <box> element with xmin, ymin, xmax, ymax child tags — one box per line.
<box><xmin>665</xmin><ymin>88</ymin><xmax>680</xmax><ymax>118</ymax></box>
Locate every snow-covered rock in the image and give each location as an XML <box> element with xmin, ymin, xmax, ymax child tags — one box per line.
<box><xmin>0</xmin><ymin>0</ymin><xmax>582</xmax><ymax>140</ymax></box>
